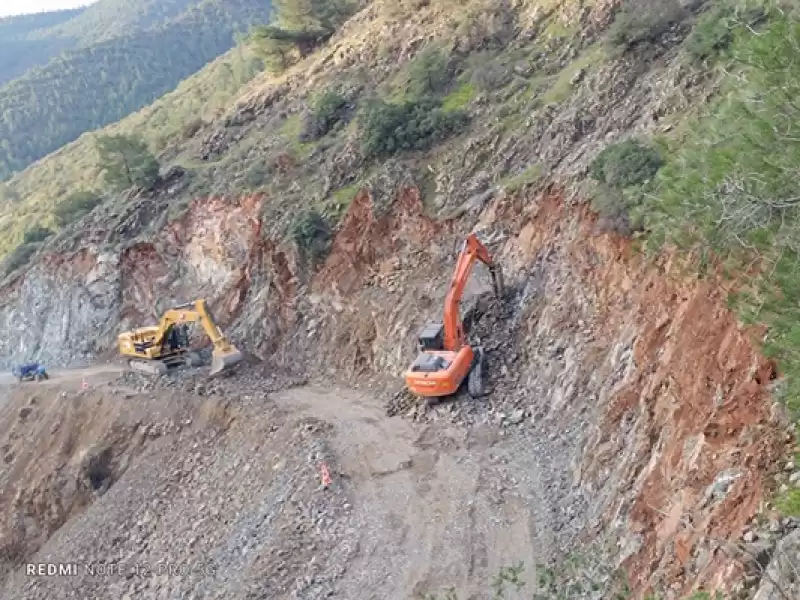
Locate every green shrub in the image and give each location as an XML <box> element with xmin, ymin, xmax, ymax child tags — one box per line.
<box><xmin>290</xmin><ymin>208</ymin><xmax>333</xmax><ymax>266</ymax></box>
<box><xmin>53</xmin><ymin>190</ymin><xmax>102</xmax><ymax>227</ymax></box>
<box><xmin>244</xmin><ymin>162</ymin><xmax>268</xmax><ymax>189</ymax></box>
<box><xmin>407</xmin><ymin>46</ymin><xmax>453</xmax><ymax>100</ymax></box>
<box><xmin>359</xmin><ymin>97</ymin><xmax>468</xmax><ymax>159</ymax></box>
<box><xmin>591</xmin><ymin>182</ymin><xmax>644</xmax><ymax>237</ymax></box>
<box><xmin>590</xmin><ymin>139</ymin><xmax>663</xmax><ymax>188</ymax></box>
<box><xmin>301</xmin><ymin>89</ymin><xmax>350</xmax><ymax>141</ymax></box>
<box><xmin>182</xmin><ymin>118</ymin><xmax>204</xmax><ymax>140</ymax></box>
<box><xmin>22</xmin><ymin>226</ymin><xmax>54</xmax><ymax>244</ymax></box>
<box><xmin>607</xmin><ymin>0</ymin><xmax>687</xmax><ymax>50</ymax></box>
<box><xmin>95</xmin><ymin>134</ymin><xmax>160</xmax><ymax>192</ymax></box>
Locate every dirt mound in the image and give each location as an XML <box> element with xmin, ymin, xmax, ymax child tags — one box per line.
<box><xmin>0</xmin><ymin>378</ymin><xmax>196</xmax><ymax>582</ymax></box>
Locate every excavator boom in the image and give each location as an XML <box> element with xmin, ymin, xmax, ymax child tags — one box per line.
<box><xmin>442</xmin><ymin>233</ymin><xmax>504</xmax><ymax>351</ymax></box>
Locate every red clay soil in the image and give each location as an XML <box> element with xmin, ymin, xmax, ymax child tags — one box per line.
<box><xmin>507</xmin><ymin>188</ymin><xmax>790</xmax><ymax>597</ymax></box>
<box><xmin>314</xmin><ymin>186</ymin><xmax>449</xmax><ymax>296</ymax></box>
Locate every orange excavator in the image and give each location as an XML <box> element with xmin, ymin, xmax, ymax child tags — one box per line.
<box><xmin>404</xmin><ymin>232</ymin><xmax>504</xmax><ymax>401</ymax></box>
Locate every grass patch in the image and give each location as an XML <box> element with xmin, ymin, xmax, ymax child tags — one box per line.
<box><xmin>324</xmin><ymin>182</ymin><xmax>362</xmax><ymax>220</ymax></box>
<box><xmin>441</xmin><ymin>81</ymin><xmax>476</xmax><ymax>112</ymax></box>
<box><xmin>543</xmin><ymin>16</ymin><xmax>578</xmax><ymax>39</ymax></box>
<box><xmin>280</xmin><ymin>114</ymin><xmax>317</xmax><ymax>160</ymax></box>
<box><xmin>280</xmin><ymin>114</ymin><xmax>304</xmax><ymax>138</ymax></box>
<box><xmin>500</xmin><ymin>163</ymin><xmax>543</xmax><ymax>193</ymax></box>
<box><xmin>777</xmin><ymin>488</ymin><xmax>800</xmax><ymax>516</ymax></box>
<box><xmin>331</xmin><ymin>182</ymin><xmax>361</xmax><ymax>206</ymax></box>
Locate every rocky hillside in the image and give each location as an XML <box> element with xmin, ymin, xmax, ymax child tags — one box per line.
<box><xmin>1</xmin><ymin>0</ymin><xmax>800</xmax><ymax>598</ymax></box>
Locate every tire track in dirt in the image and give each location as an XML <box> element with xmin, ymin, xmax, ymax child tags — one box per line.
<box><xmin>270</xmin><ymin>386</ymin><xmax>560</xmax><ymax>600</ymax></box>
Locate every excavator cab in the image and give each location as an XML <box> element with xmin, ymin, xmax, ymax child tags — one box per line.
<box><xmin>416</xmin><ymin>323</ymin><xmax>445</xmax><ymax>353</ymax></box>
<box><xmin>404</xmin><ymin>233</ymin><xmax>503</xmax><ymax>401</ymax></box>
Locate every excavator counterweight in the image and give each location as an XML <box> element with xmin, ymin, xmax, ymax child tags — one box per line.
<box><xmin>118</xmin><ymin>299</ymin><xmax>243</xmax><ymax>377</ymax></box>
<box><xmin>404</xmin><ymin>233</ymin><xmax>504</xmax><ymax>400</ymax></box>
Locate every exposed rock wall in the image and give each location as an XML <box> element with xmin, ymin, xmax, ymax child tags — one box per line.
<box><xmin>0</xmin><ymin>195</ymin><xmax>268</xmax><ymax>368</ymax></box>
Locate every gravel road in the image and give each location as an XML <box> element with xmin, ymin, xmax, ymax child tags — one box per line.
<box><xmin>1</xmin><ymin>371</ymin><xmax>584</xmax><ymax>600</ymax></box>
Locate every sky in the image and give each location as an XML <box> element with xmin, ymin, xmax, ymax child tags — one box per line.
<box><xmin>0</xmin><ymin>1</ymin><xmax>96</xmax><ymax>18</ymax></box>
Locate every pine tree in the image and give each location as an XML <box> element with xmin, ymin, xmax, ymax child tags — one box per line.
<box><xmin>95</xmin><ymin>134</ymin><xmax>159</xmax><ymax>191</ymax></box>
<box><xmin>250</xmin><ymin>0</ymin><xmax>356</xmax><ymax>72</ymax></box>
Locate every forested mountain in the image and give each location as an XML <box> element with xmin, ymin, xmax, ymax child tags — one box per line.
<box><xmin>37</xmin><ymin>0</ymin><xmax>204</xmax><ymax>46</ymax></box>
<box><xmin>0</xmin><ymin>8</ymin><xmax>87</xmax><ymax>84</ymax></box>
<box><xmin>0</xmin><ymin>0</ymin><xmax>272</xmax><ymax>181</ymax></box>
<box><xmin>0</xmin><ymin>3</ymin><xmax>206</xmax><ymax>86</ymax></box>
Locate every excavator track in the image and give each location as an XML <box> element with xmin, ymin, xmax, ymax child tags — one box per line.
<box><xmin>128</xmin><ymin>359</ymin><xmax>168</xmax><ymax>377</ymax></box>
<box><xmin>467</xmin><ymin>347</ymin><xmax>487</xmax><ymax>398</ymax></box>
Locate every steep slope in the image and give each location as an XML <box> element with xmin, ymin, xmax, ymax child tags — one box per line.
<box><xmin>0</xmin><ymin>41</ymin><xmax>263</xmax><ymax>255</ymax></box>
<box><xmin>0</xmin><ymin>0</ymin><xmax>798</xmax><ymax>597</ymax></box>
<box><xmin>0</xmin><ymin>0</ymin><xmax>272</xmax><ymax>180</ymax></box>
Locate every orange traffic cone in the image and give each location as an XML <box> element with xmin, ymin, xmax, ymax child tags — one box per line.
<box><xmin>320</xmin><ymin>463</ymin><xmax>332</xmax><ymax>488</ymax></box>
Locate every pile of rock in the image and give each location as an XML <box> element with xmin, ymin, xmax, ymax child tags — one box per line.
<box><xmin>731</xmin><ymin>511</ymin><xmax>800</xmax><ymax>599</ymax></box>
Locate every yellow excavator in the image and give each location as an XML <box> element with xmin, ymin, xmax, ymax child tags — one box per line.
<box><xmin>118</xmin><ymin>299</ymin><xmax>243</xmax><ymax>377</ymax></box>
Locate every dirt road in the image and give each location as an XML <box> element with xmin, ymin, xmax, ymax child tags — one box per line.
<box><xmin>0</xmin><ymin>370</ymin><xmax>581</xmax><ymax>600</ymax></box>
<box><xmin>272</xmin><ymin>386</ymin><xmax>565</xmax><ymax>599</ymax></box>
<box><xmin>0</xmin><ymin>363</ymin><xmax>124</xmax><ymax>389</ymax></box>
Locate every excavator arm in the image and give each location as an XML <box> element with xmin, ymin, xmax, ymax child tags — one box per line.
<box><xmin>404</xmin><ymin>232</ymin><xmax>504</xmax><ymax>399</ymax></box>
<box><xmin>154</xmin><ymin>299</ymin><xmax>242</xmax><ymax>375</ymax></box>
<box><xmin>442</xmin><ymin>233</ymin><xmax>504</xmax><ymax>351</ymax></box>
<box><xmin>157</xmin><ymin>300</ymin><xmax>229</xmax><ymax>348</ymax></box>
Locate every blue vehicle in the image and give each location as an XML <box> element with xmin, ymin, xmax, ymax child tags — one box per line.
<box><xmin>11</xmin><ymin>362</ymin><xmax>49</xmax><ymax>382</ymax></box>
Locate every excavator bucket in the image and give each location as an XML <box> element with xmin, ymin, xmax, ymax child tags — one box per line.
<box><xmin>209</xmin><ymin>346</ymin><xmax>244</xmax><ymax>376</ymax></box>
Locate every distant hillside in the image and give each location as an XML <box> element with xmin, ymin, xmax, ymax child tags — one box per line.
<box><xmin>35</xmin><ymin>0</ymin><xmax>202</xmax><ymax>46</ymax></box>
<box><xmin>0</xmin><ymin>8</ymin><xmax>87</xmax><ymax>84</ymax></box>
<box><xmin>0</xmin><ymin>40</ymin><xmax>264</xmax><ymax>255</ymax></box>
<box><xmin>0</xmin><ymin>0</ymin><xmax>271</xmax><ymax>180</ymax></box>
